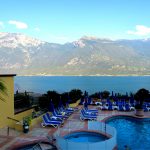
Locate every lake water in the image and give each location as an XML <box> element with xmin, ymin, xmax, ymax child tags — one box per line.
<box><xmin>14</xmin><ymin>76</ymin><xmax>150</xmax><ymax>94</ymax></box>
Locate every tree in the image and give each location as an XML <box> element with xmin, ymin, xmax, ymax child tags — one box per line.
<box><xmin>14</xmin><ymin>91</ymin><xmax>31</xmax><ymax>109</ymax></box>
<box><xmin>101</xmin><ymin>90</ymin><xmax>110</xmax><ymax>99</ymax></box>
<box><xmin>0</xmin><ymin>80</ymin><xmax>7</xmax><ymax>101</ymax></box>
<box><xmin>134</xmin><ymin>88</ymin><xmax>149</xmax><ymax>109</ymax></box>
<box><xmin>69</xmin><ymin>89</ymin><xmax>83</xmax><ymax>103</ymax></box>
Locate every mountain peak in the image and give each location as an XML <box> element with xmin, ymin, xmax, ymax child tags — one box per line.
<box><xmin>80</xmin><ymin>36</ymin><xmax>112</xmax><ymax>41</ymax></box>
<box><xmin>0</xmin><ymin>32</ymin><xmax>45</xmax><ymax>48</ymax></box>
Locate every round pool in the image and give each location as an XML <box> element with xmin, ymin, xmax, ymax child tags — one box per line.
<box><xmin>106</xmin><ymin>116</ymin><xmax>150</xmax><ymax>150</ymax></box>
<box><xmin>64</xmin><ymin>131</ymin><xmax>108</xmax><ymax>143</ymax></box>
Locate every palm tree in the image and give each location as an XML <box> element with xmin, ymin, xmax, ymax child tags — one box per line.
<box><xmin>0</xmin><ymin>80</ymin><xmax>7</xmax><ymax>101</ymax></box>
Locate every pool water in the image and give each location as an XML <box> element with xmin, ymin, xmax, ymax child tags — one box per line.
<box><xmin>64</xmin><ymin>131</ymin><xmax>107</xmax><ymax>143</ymax></box>
<box><xmin>106</xmin><ymin>116</ymin><xmax>150</xmax><ymax>150</ymax></box>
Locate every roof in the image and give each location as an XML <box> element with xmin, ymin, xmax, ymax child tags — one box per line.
<box><xmin>0</xmin><ymin>74</ymin><xmax>16</xmax><ymax>77</ymax></box>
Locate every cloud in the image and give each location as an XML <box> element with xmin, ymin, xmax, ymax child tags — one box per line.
<box><xmin>127</xmin><ymin>25</ymin><xmax>150</xmax><ymax>36</ymax></box>
<box><xmin>0</xmin><ymin>21</ymin><xmax>4</xmax><ymax>28</ymax></box>
<box><xmin>34</xmin><ymin>27</ymin><xmax>40</xmax><ymax>32</ymax></box>
<box><xmin>8</xmin><ymin>20</ymin><xmax>28</xmax><ymax>29</ymax></box>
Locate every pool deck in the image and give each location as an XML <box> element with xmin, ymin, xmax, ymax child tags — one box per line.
<box><xmin>0</xmin><ymin>105</ymin><xmax>150</xmax><ymax>150</ymax></box>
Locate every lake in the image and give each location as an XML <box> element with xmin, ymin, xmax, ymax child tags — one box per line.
<box><xmin>14</xmin><ymin>76</ymin><xmax>150</xmax><ymax>94</ymax></box>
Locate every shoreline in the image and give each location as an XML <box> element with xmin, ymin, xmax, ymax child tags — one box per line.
<box><xmin>17</xmin><ymin>74</ymin><xmax>150</xmax><ymax>77</ymax></box>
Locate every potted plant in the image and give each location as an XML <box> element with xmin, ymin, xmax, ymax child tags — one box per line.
<box><xmin>23</xmin><ymin>116</ymin><xmax>32</xmax><ymax>133</ymax></box>
<box><xmin>134</xmin><ymin>88</ymin><xmax>149</xmax><ymax>117</ymax></box>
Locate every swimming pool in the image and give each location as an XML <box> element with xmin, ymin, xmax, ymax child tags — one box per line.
<box><xmin>106</xmin><ymin>116</ymin><xmax>150</xmax><ymax>150</ymax></box>
<box><xmin>64</xmin><ymin>131</ymin><xmax>108</xmax><ymax>143</ymax></box>
<box><xmin>55</xmin><ymin>121</ymin><xmax>117</xmax><ymax>150</ymax></box>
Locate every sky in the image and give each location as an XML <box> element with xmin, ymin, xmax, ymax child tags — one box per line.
<box><xmin>0</xmin><ymin>0</ymin><xmax>150</xmax><ymax>43</ymax></box>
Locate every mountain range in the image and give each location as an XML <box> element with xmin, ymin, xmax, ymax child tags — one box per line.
<box><xmin>0</xmin><ymin>32</ymin><xmax>150</xmax><ymax>75</ymax></box>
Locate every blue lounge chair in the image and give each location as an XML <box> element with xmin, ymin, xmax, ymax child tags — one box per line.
<box><xmin>53</xmin><ymin>109</ymin><xmax>68</xmax><ymax>119</ymax></box>
<box><xmin>143</xmin><ymin>105</ymin><xmax>149</xmax><ymax>112</ymax></box>
<box><xmin>125</xmin><ymin>104</ymin><xmax>130</xmax><ymax>111</ymax></box>
<box><xmin>80</xmin><ymin>109</ymin><xmax>97</xmax><ymax>121</ymax></box>
<box><xmin>84</xmin><ymin>106</ymin><xmax>98</xmax><ymax>113</ymax></box>
<box><xmin>66</xmin><ymin>103</ymin><xmax>78</xmax><ymax>112</ymax></box>
<box><xmin>83</xmin><ymin>108</ymin><xmax>98</xmax><ymax>116</ymax></box>
<box><xmin>41</xmin><ymin>115</ymin><xmax>62</xmax><ymax>128</ymax></box>
<box><xmin>102</xmin><ymin>104</ymin><xmax>108</xmax><ymax>110</ymax></box>
<box><xmin>108</xmin><ymin>104</ymin><xmax>113</xmax><ymax>110</ymax></box>
<box><xmin>118</xmin><ymin>105</ymin><xmax>125</xmax><ymax>111</ymax></box>
<box><xmin>58</xmin><ymin>107</ymin><xmax>72</xmax><ymax>116</ymax></box>
<box><xmin>45</xmin><ymin>113</ymin><xmax>64</xmax><ymax>124</ymax></box>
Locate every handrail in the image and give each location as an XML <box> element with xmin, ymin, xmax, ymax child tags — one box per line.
<box><xmin>7</xmin><ymin>117</ymin><xmax>20</xmax><ymax>123</ymax></box>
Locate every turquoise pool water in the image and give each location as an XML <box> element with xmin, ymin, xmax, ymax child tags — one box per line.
<box><xmin>64</xmin><ymin>131</ymin><xmax>107</xmax><ymax>143</ymax></box>
<box><xmin>106</xmin><ymin>116</ymin><xmax>150</xmax><ymax>150</ymax></box>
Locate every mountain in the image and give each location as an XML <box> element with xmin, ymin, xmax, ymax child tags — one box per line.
<box><xmin>0</xmin><ymin>33</ymin><xmax>150</xmax><ymax>75</ymax></box>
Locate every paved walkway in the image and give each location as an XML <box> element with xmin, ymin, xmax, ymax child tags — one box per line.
<box><xmin>0</xmin><ymin>105</ymin><xmax>150</xmax><ymax>150</ymax></box>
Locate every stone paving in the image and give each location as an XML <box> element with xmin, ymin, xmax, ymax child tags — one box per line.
<box><xmin>0</xmin><ymin>105</ymin><xmax>150</xmax><ymax>150</ymax></box>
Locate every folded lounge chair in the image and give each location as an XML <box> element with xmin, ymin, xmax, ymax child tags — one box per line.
<box><xmin>41</xmin><ymin>115</ymin><xmax>62</xmax><ymax>128</ymax></box>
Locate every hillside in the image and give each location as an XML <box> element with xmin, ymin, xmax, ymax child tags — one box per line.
<box><xmin>0</xmin><ymin>33</ymin><xmax>150</xmax><ymax>75</ymax></box>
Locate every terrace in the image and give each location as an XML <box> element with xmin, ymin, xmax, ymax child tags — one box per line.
<box><xmin>0</xmin><ymin>104</ymin><xmax>150</xmax><ymax>150</ymax></box>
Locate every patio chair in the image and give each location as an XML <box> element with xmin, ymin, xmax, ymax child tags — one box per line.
<box><xmin>66</xmin><ymin>102</ymin><xmax>79</xmax><ymax>112</ymax></box>
<box><xmin>41</xmin><ymin>115</ymin><xmax>62</xmax><ymax>128</ymax></box>
<box><xmin>143</xmin><ymin>105</ymin><xmax>150</xmax><ymax>112</ymax></box>
<box><xmin>80</xmin><ymin>109</ymin><xmax>97</xmax><ymax>121</ymax></box>
<box><xmin>108</xmin><ymin>104</ymin><xmax>113</xmax><ymax>111</ymax></box>
<box><xmin>118</xmin><ymin>104</ymin><xmax>125</xmax><ymax>111</ymax></box>
<box><xmin>45</xmin><ymin>113</ymin><xmax>64</xmax><ymax>124</ymax></box>
<box><xmin>84</xmin><ymin>106</ymin><xmax>98</xmax><ymax>113</ymax></box>
<box><xmin>83</xmin><ymin>108</ymin><xmax>98</xmax><ymax>116</ymax></box>
<box><xmin>52</xmin><ymin>109</ymin><xmax>68</xmax><ymax>119</ymax></box>
<box><xmin>124</xmin><ymin>104</ymin><xmax>131</xmax><ymax>111</ymax></box>
<box><xmin>102</xmin><ymin>104</ymin><xmax>108</xmax><ymax>110</ymax></box>
<box><xmin>58</xmin><ymin>107</ymin><xmax>72</xmax><ymax>116</ymax></box>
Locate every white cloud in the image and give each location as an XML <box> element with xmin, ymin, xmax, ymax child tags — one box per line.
<box><xmin>127</xmin><ymin>25</ymin><xmax>150</xmax><ymax>36</ymax></box>
<box><xmin>0</xmin><ymin>21</ymin><xmax>4</xmax><ymax>28</ymax></box>
<box><xmin>8</xmin><ymin>20</ymin><xmax>28</xmax><ymax>29</ymax></box>
<box><xmin>34</xmin><ymin>27</ymin><xmax>40</xmax><ymax>32</ymax></box>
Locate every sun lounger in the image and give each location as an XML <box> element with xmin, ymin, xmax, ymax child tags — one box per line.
<box><xmin>108</xmin><ymin>104</ymin><xmax>113</xmax><ymax>110</ymax></box>
<box><xmin>41</xmin><ymin>115</ymin><xmax>62</xmax><ymax>128</ymax></box>
<box><xmin>83</xmin><ymin>108</ymin><xmax>98</xmax><ymax>116</ymax></box>
<box><xmin>45</xmin><ymin>113</ymin><xmax>64</xmax><ymax>124</ymax></box>
<box><xmin>80</xmin><ymin>109</ymin><xmax>97</xmax><ymax>121</ymax></box>
<box><xmin>125</xmin><ymin>104</ymin><xmax>130</xmax><ymax>111</ymax></box>
<box><xmin>52</xmin><ymin>109</ymin><xmax>68</xmax><ymax>119</ymax></box>
<box><xmin>118</xmin><ymin>105</ymin><xmax>125</xmax><ymax>111</ymax></box>
<box><xmin>84</xmin><ymin>106</ymin><xmax>98</xmax><ymax>113</ymax></box>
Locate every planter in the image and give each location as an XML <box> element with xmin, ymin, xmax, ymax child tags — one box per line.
<box><xmin>135</xmin><ymin>109</ymin><xmax>144</xmax><ymax>117</ymax></box>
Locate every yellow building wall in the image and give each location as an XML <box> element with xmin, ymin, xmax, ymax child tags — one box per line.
<box><xmin>0</xmin><ymin>75</ymin><xmax>42</xmax><ymax>131</ymax></box>
<box><xmin>8</xmin><ymin>108</ymin><xmax>34</xmax><ymax>128</ymax></box>
<box><xmin>69</xmin><ymin>99</ymin><xmax>80</xmax><ymax>107</ymax></box>
<box><xmin>0</xmin><ymin>76</ymin><xmax>14</xmax><ymax>128</ymax></box>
